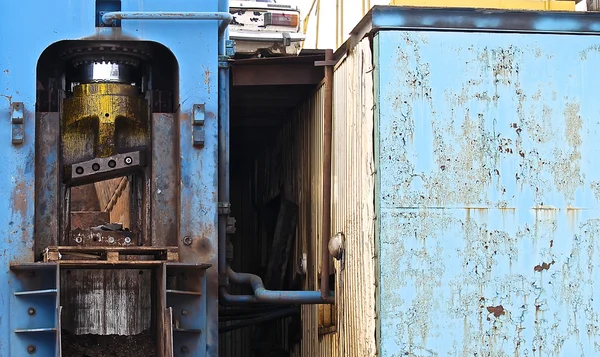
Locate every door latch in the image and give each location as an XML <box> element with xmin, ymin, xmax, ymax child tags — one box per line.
<box><xmin>11</xmin><ymin>102</ymin><xmax>24</xmax><ymax>145</ymax></box>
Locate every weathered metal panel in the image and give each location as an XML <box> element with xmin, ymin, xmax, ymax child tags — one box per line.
<box><xmin>288</xmin><ymin>37</ymin><xmax>377</xmax><ymax>357</ymax></box>
<box><xmin>375</xmin><ymin>29</ymin><xmax>600</xmax><ymax>356</ymax></box>
<box><xmin>331</xmin><ymin>38</ymin><xmax>377</xmax><ymax>357</ymax></box>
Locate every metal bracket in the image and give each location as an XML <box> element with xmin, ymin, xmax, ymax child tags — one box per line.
<box><xmin>218</xmin><ymin>202</ymin><xmax>231</xmax><ymax>215</ymax></box>
<box><xmin>282</xmin><ymin>32</ymin><xmax>291</xmax><ymax>47</ymax></box>
<box><xmin>218</xmin><ymin>58</ymin><xmax>230</xmax><ymax>69</ymax></box>
<box><xmin>192</xmin><ymin>104</ymin><xmax>205</xmax><ymax>148</ymax></box>
<box><xmin>225</xmin><ymin>39</ymin><xmax>236</xmax><ymax>57</ymax></box>
<box><xmin>314</xmin><ymin>60</ymin><xmax>337</xmax><ymax>67</ymax></box>
<box><xmin>11</xmin><ymin>102</ymin><xmax>24</xmax><ymax>145</ymax></box>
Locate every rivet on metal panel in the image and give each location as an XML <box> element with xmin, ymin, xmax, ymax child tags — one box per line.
<box><xmin>27</xmin><ymin>307</ymin><xmax>36</xmax><ymax>316</ymax></box>
<box><xmin>27</xmin><ymin>345</ymin><xmax>36</xmax><ymax>354</ymax></box>
<box><xmin>11</xmin><ymin>102</ymin><xmax>24</xmax><ymax>145</ymax></box>
<box><xmin>183</xmin><ymin>236</ymin><xmax>193</xmax><ymax>245</ymax></box>
<box><xmin>192</xmin><ymin>104</ymin><xmax>205</xmax><ymax>148</ymax></box>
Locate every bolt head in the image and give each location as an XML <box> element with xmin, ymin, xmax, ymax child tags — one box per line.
<box><xmin>28</xmin><ymin>307</ymin><xmax>35</xmax><ymax>315</ymax></box>
<box><xmin>183</xmin><ymin>236</ymin><xmax>193</xmax><ymax>245</ymax></box>
<box><xmin>27</xmin><ymin>345</ymin><xmax>36</xmax><ymax>354</ymax></box>
<box><xmin>124</xmin><ymin>157</ymin><xmax>133</xmax><ymax>165</ymax></box>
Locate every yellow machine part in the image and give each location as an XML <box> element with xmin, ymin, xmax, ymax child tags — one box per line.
<box><xmin>390</xmin><ymin>0</ymin><xmax>574</xmax><ymax>10</ymax></box>
<box><xmin>62</xmin><ymin>83</ymin><xmax>149</xmax><ymax>163</ymax></box>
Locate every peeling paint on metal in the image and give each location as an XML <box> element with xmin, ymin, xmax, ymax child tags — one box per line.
<box><xmin>376</xmin><ymin>29</ymin><xmax>600</xmax><ymax>356</ymax></box>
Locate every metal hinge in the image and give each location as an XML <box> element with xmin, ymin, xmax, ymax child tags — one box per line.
<box><xmin>218</xmin><ymin>202</ymin><xmax>231</xmax><ymax>215</ymax></box>
<box><xmin>192</xmin><ymin>104</ymin><xmax>205</xmax><ymax>148</ymax></box>
<box><xmin>11</xmin><ymin>102</ymin><xmax>24</xmax><ymax>145</ymax></box>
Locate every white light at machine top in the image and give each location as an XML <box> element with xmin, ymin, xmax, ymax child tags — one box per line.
<box><xmin>91</xmin><ymin>62</ymin><xmax>126</xmax><ymax>83</ymax></box>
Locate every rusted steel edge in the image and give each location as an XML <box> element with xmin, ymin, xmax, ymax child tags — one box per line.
<box><xmin>320</xmin><ymin>49</ymin><xmax>334</xmax><ymax>301</ymax></box>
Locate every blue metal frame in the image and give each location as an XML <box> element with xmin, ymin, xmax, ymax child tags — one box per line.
<box><xmin>0</xmin><ymin>0</ymin><xmax>227</xmax><ymax>355</ymax></box>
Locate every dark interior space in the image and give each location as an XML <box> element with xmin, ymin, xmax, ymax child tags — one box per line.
<box><xmin>219</xmin><ymin>51</ymin><xmax>326</xmax><ymax>357</ymax></box>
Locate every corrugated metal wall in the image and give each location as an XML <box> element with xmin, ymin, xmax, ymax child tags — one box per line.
<box><xmin>290</xmin><ymin>37</ymin><xmax>377</xmax><ymax>357</ymax></box>
<box><xmin>375</xmin><ymin>29</ymin><xmax>600</xmax><ymax>356</ymax></box>
<box><xmin>331</xmin><ymin>38</ymin><xmax>377</xmax><ymax>357</ymax></box>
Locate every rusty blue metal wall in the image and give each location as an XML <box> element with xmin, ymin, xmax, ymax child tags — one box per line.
<box><xmin>374</xmin><ymin>18</ymin><xmax>600</xmax><ymax>356</ymax></box>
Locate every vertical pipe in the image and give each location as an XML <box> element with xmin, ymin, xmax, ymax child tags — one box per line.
<box><xmin>218</xmin><ymin>0</ymin><xmax>230</xmax><ymax>285</ymax></box>
<box><xmin>315</xmin><ymin>0</ymin><xmax>321</xmax><ymax>48</ymax></box>
<box><xmin>218</xmin><ymin>67</ymin><xmax>229</xmax><ymax>281</ymax></box>
<box><xmin>335</xmin><ymin>0</ymin><xmax>340</xmax><ymax>48</ymax></box>
<box><xmin>320</xmin><ymin>49</ymin><xmax>334</xmax><ymax>300</ymax></box>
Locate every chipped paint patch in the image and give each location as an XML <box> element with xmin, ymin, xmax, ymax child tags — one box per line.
<box><xmin>486</xmin><ymin>305</ymin><xmax>505</xmax><ymax>318</ymax></box>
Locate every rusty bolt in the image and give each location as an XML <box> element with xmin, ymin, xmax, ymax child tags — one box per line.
<box><xmin>183</xmin><ymin>236</ymin><xmax>193</xmax><ymax>245</ymax></box>
<box><xmin>27</xmin><ymin>345</ymin><xmax>36</xmax><ymax>354</ymax></box>
<box><xmin>181</xmin><ymin>309</ymin><xmax>188</xmax><ymax>316</ymax></box>
<box><xmin>28</xmin><ymin>307</ymin><xmax>35</xmax><ymax>316</ymax></box>
<box><xmin>108</xmin><ymin>236</ymin><xmax>115</xmax><ymax>244</ymax></box>
<box><xmin>124</xmin><ymin>237</ymin><xmax>132</xmax><ymax>244</ymax></box>
<box><xmin>181</xmin><ymin>346</ymin><xmax>189</xmax><ymax>353</ymax></box>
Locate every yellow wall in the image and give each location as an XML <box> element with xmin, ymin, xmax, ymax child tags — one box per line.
<box><xmin>301</xmin><ymin>0</ymin><xmax>575</xmax><ymax>50</ymax></box>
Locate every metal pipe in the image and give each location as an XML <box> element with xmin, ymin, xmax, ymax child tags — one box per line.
<box><xmin>218</xmin><ymin>0</ymin><xmax>231</xmax><ymax>297</ymax></box>
<box><xmin>101</xmin><ymin>12</ymin><xmax>233</xmax><ymax>33</ymax></box>
<box><xmin>218</xmin><ymin>65</ymin><xmax>229</xmax><ymax>283</ymax></box>
<box><xmin>219</xmin><ymin>307</ymin><xmax>299</xmax><ymax>334</ymax></box>
<box><xmin>223</xmin><ymin>266</ymin><xmax>334</xmax><ymax>304</ymax></box>
<box><xmin>320</xmin><ymin>49</ymin><xmax>334</xmax><ymax>300</ymax></box>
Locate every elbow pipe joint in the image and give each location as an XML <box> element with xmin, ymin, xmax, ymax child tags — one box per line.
<box><xmin>221</xmin><ymin>266</ymin><xmax>334</xmax><ymax>305</ymax></box>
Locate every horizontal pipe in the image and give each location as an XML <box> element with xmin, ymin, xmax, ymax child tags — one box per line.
<box><xmin>219</xmin><ymin>307</ymin><xmax>299</xmax><ymax>334</ymax></box>
<box><xmin>222</xmin><ymin>266</ymin><xmax>335</xmax><ymax>304</ymax></box>
<box><xmin>101</xmin><ymin>11</ymin><xmax>233</xmax><ymax>33</ymax></box>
